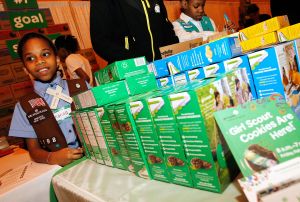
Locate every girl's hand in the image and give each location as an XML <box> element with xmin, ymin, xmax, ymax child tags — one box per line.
<box><xmin>224</xmin><ymin>21</ymin><xmax>237</xmax><ymax>33</ymax></box>
<box><xmin>50</xmin><ymin>147</ymin><xmax>84</xmax><ymax>166</ymax></box>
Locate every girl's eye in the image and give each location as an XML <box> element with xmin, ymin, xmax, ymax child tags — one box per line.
<box><xmin>42</xmin><ymin>51</ymin><xmax>51</xmax><ymax>58</ymax></box>
<box><xmin>25</xmin><ymin>56</ymin><xmax>35</xmax><ymax>62</ymax></box>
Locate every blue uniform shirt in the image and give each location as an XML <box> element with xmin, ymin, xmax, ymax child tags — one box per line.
<box><xmin>9</xmin><ymin>74</ymin><xmax>81</xmax><ymax>148</ymax></box>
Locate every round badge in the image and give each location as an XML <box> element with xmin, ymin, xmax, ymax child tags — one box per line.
<box><xmin>154</xmin><ymin>4</ymin><xmax>160</xmax><ymax>13</ymax></box>
<box><xmin>76</xmin><ymin>83</ymin><xmax>81</xmax><ymax>88</ymax></box>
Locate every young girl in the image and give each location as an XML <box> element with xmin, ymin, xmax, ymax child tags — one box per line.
<box><xmin>55</xmin><ymin>35</ymin><xmax>94</xmax><ymax>86</ymax></box>
<box><xmin>214</xmin><ymin>91</ymin><xmax>224</xmax><ymax>111</ymax></box>
<box><xmin>173</xmin><ymin>0</ymin><xmax>236</xmax><ymax>42</ymax></box>
<box><xmin>9</xmin><ymin>32</ymin><xmax>88</xmax><ymax>166</ymax></box>
<box><xmin>235</xmin><ymin>78</ymin><xmax>245</xmax><ymax>105</ymax></box>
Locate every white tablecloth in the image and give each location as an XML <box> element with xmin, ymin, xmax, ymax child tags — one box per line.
<box><xmin>52</xmin><ymin>159</ymin><xmax>248</xmax><ymax>202</ymax></box>
<box><xmin>0</xmin><ymin>148</ymin><xmax>61</xmax><ymax>202</ymax></box>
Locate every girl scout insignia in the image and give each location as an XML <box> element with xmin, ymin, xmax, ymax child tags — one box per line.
<box><xmin>46</xmin><ymin>85</ymin><xmax>73</xmax><ymax>109</ymax></box>
<box><xmin>154</xmin><ymin>4</ymin><xmax>160</xmax><ymax>13</ymax></box>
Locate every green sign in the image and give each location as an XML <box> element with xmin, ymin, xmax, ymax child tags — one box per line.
<box><xmin>4</xmin><ymin>0</ymin><xmax>38</xmax><ymax>10</ymax></box>
<box><xmin>214</xmin><ymin>94</ymin><xmax>300</xmax><ymax>177</ymax></box>
<box><xmin>9</xmin><ymin>10</ymin><xmax>48</xmax><ymax>31</ymax></box>
<box><xmin>6</xmin><ymin>38</ymin><xmax>20</xmax><ymax>59</ymax></box>
<box><xmin>48</xmin><ymin>33</ymin><xmax>61</xmax><ymax>43</ymax></box>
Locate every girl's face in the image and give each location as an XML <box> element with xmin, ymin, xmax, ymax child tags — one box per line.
<box><xmin>216</xmin><ymin>94</ymin><xmax>220</xmax><ymax>102</ymax></box>
<box><xmin>22</xmin><ymin>38</ymin><xmax>59</xmax><ymax>82</ymax></box>
<box><xmin>183</xmin><ymin>0</ymin><xmax>206</xmax><ymax>21</ymax></box>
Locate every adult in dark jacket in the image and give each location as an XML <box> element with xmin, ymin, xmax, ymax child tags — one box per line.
<box><xmin>270</xmin><ymin>0</ymin><xmax>299</xmax><ymax>25</ymax></box>
<box><xmin>90</xmin><ymin>0</ymin><xmax>179</xmax><ymax>64</ymax></box>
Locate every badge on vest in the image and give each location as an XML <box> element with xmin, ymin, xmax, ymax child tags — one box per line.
<box><xmin>39</xmin><ymin>136</ymin><xmax>60</xmax><ymax>148</ymax></box>
<box><xmin>154</xmin><ymin>4</ymin><xmax>160</xmax><ymax>13</ymax></box>
<box><xmin>184</xmin><ymin>24</ymin><xmax>193</xmax><ymax>29</ymax></box>
<box><xmin>53</xmin><ymin>105</ymin><xmax>71</xmax><ymax>123</ymax></box>
<box><xmin>27</xmin><ymin>107</ymin><xmax>50</xmax><ymax>124</ymax></box>
<box><xmin>46</xmin><ymin>85</ymin><xmax>73</xmax><ymax>109</ymax></box>
<box><xmin>28</xmin><ymin>98</ymin><xmax>46</xmax><ymax>108</ymax></box>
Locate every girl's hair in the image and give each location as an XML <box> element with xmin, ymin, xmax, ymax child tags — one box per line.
<box><xmin>214</xmin><ymin>90</ymin><xmax>220</xmax><ymax>105</ymax></box>
<box><xmin>235</xmin><ymin>78</ymin><xmax>240</xmax><ymax>90</ymax></box>
<box><xmin>17</xmin><ymin>32</ymin><xmax>57</xmax><ymax>60</ymax></box>
<box><xmin>54</xmin><ymin>35</ymin><xmax>79</xmax><ymax>53</ymax></box>
<box><xmin>229</xmin><ymin>96</ymin><xmax>234</xmax><ymax>107</ymax></box>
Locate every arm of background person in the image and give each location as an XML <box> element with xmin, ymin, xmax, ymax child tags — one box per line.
<box><xmin>75</xmin><ymin>68</ymin><xmax>90</xmax><ymax>84</ymax></box>
<box><xmin>158</xmin><ymin>0</ymin><xmax>179</xmax><ymax>45</ymax></box>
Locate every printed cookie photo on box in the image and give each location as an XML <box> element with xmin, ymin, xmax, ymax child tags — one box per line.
<box><xmin>223</xmin><ymin>55</ymin><xmax>257</xmax><ymax>99</ymax></box>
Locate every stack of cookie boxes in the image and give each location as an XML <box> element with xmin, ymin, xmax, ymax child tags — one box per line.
<box><xmin>72</xmin><ymin>68</ymin><xmax>245</xmax><ymax>192</ymax></box>
<box><xmin>165</xmin><ymin>74</ymin><xmax>241</xmax><ymax>192</ymax></box>
<box><xmin>149</xmin><ymin>35</ymin><xmax>259</xmax><ymax>104</ymax></box>
<box><xmin>73</xmin><ymin>65</ymin><xmax>249</xmax><ymax>191</ymax></box>
<box><xmin>150</xmin><ymin>35</ymin><xmax>242</xmax><ymax>87</ymax></box>
<box><xmin>70</xmin><ymin>32</ymin><xmax>257</xmax><ymax>192</ymax></box>
<box><xmin>0</xmin><ymin>0</ymin><xmax>73</xmax><ymax>145</ymax></box>
<box><xmin>130</xmin><ymin>74</ymin><xmax>241</xmax><ymax>192</ymax></box>
<box><xmin>237</xmin><ymin>16</ymin><xmax>300</xmax><ymax>119</ymax></box>
<box><xmin>152</xmin><ymin>15</ymin><xmax>300</xmax><ymax>120</ymax></box>
<box><xmin>71</xmin><ymin>15</ymin><xmax>300</xmax><ymax>193</ymax></box>
<box><xmin>71</xmin><ymin>57</ymin><xmax>159</xmax><ymax>177</ymax></box>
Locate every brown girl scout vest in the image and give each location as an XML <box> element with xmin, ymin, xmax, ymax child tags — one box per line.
<box><xmin>19</xmin><ymin>79</ymin><xmax>88</xmax><ymax>152</ymax></box>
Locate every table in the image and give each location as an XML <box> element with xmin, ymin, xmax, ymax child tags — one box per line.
<box><xmin>52</xmin><ymin>159</ymin><xmax>248</xmax><ymax>202</ymax></box>
<box><xmin>0</xmin><ymin>148</ymin><xmax>61</xmax><ymax>202</ymax></box>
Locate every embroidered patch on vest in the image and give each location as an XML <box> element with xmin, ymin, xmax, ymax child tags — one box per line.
<box><xmin>28</xmin><ymin>98</ymin><xmax>46</xmax><ymax>108</ymax></box>
<box><xmin>177</xmin><ymin>19</ymin><xmax>199</xmax><ymax>32</ymax></box>
<box><xmin>27</xmin><ymin>107</ymin><xmax>51</xmax><ymax>124</ymax></box>
<box><xmin>38</xmin><ymin>136</ymin><xmax>60</xmax><ymax>149</ymax></box>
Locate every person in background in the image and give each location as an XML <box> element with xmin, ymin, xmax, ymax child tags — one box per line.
<box><xmin>244</xmin><ymin>4</ymin><xmax>271</xmax><ymax>28</ymax></box>
<box><xmin>55</xmin><ymin>35</ymin><xmax>94</xmax><ymax>86</ymax></box>
<box><xmin>235</xmin><ymin>78</ymin><xmax>245</xmax><ymax>105</ymax></box>
<box><xmin>90</xmin><ymin>0</ymin><xmax>179</xmax><ymax>64</ymax></box>
<box><xmin>172</xmin><ymin>0</ymin><xmax>237</xmax><ymax>42</ymax></box>
<box><xmin>270</xmin><ymin>0</ymin><xmax>299</xmax><ymax>25</ymax></box>
<box><xmin>172</xmin><ymin>0</ymin><xmax>217</xmax><ymax>42</ymax></box>
<box><xmin>214</xmin><ymin>91</ymin><xmax>224</xmax><ymax>111</ymax></box>
<box><xmin>238</xmin><ymin>0</ymin><xmax>251</xmax><ymax>30</ymax></box>
<box><xmin>9</xmin><ymin>32</ymin><xmax>88</xmax><ymax>166</ymax></box>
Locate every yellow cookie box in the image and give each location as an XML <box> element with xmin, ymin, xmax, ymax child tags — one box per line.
<box><xmin>240</xmin><ymin>32</ymin><xmax>279</xmax><ymax>52</ymax></box>
<box><xmin>277</xmin><ymin>23</ymin><xmax>300</xmax><ymax>42</ymax></box>
<box><xmin>239</xmin><ymin>15</ymin><xmax>289</xmax><ymax>41</ymax></box>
